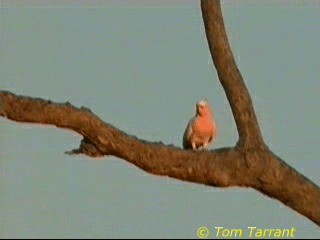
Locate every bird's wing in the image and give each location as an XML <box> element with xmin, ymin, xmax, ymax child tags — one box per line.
<box><xmin>207</xmin><ymin>121</ymin><xmax>217</xmax><ymax>144</ymax></box>
<box><xmin>182</xmin><ymin>118</ymin><xmax>194</xmax><ymax>149</ymax></box>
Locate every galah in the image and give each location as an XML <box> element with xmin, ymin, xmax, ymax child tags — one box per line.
<box><xmin>183</xmin><ymin>100</ymin><xmax>217</xmax><ymax>150</ymax></box>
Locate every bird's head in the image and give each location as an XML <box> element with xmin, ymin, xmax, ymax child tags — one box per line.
<box><xmin>196</xmin><ymin>100</ymin><xmax>211</xmax><ymax>116</ymax></box>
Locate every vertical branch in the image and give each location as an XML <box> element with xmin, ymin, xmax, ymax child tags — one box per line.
<box><xmin>201</xmin><ymin>0</ymin><xmax>265</xmax><ymax>149</ymax></box>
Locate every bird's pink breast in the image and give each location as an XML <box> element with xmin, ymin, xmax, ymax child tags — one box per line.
<box><xmin>191</xmin><ymin>117</ymin><xmax>213</xmax><ymax>144</ymax></box>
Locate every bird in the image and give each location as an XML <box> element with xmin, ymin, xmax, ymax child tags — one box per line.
<box><xmin>183</xmin><ymin>100</ymin><xmax>217</xmax><ymax>150</ymax></box>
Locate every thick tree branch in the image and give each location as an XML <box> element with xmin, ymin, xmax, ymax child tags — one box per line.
<box><xmin>201</xmin><ymin>0</ymin><xmax>265</xmax><ymax>149</ymax></box>
<box><xmin>0</xmin><ymin>91</ymin><xmax>319</xmax><ymax>225</ymax></box>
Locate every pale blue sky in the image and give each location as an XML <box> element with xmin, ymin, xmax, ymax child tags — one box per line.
<box><xmin>1</xmin><ymin>0</ymin><xmax>319</xmax><ymax>238</ymax></box>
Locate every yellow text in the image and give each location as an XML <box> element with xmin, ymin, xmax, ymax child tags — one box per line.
<box><xmin>248</xmin><ymin>227</ymin><xmax>296</xmax><ymax>238</ymax></box>
<box><xmin>215</xmin><ymin>227</ymin><xmax>243</xmax><ymax>237</ymax></box>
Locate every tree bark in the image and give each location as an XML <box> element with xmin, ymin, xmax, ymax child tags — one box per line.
<box><xmin>201</xmin><ymin>0</ymin><xmax>265</xmax><ymax>149</ymax></box>
<box><xmin>1</xmin><ymin>0</ymin><xmax>319</xmax><ymax>226</ymax></box>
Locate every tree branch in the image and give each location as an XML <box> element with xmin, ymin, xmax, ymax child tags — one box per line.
<box><xmin>0</xmin><ymin>91</ymin><xmax>319</xmax><ymax>225</ymax></box>
<box><xmin>201</xmin><ymin>0</ymin><xmax>265</xmax><ymax>149</ymax></box>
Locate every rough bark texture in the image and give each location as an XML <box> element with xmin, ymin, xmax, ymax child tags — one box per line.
<box><xmin>1</xmin><ymin>0</ymin><xmax>319</xmax><ymax>226</ymax></box>
<box><xmin>201</xmin><ymin>0</ymin><xmax>265</xmax><ymax>149</ymax></box>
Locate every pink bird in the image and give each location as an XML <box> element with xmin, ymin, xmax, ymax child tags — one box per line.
<box><xmin>183</xmin><ymin>100</ymin><xmax>217</xmax><ymax>150</ymax></box>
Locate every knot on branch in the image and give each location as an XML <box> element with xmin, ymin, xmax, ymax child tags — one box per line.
<box><xmin>65</xmin><ymin>138</ymin><xmax>104</xmax><ymax>157</ymax></box>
